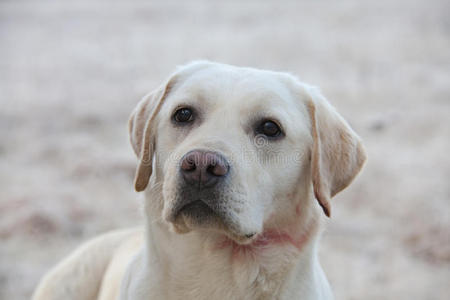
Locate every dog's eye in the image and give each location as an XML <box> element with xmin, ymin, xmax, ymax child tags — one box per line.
<box><xmin>257</xmin><ymin>120</ymin><xmax>282</xmax><ymax>137</ymax></box>
<box><xmin>173</xmin><ymin>108</ymin><xmax>194</xmax><ymax>123</ymax></box>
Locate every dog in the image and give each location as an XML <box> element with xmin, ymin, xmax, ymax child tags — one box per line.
<box><xmin>33</xmin><ymin>61</ymin><xmax>366</xmax><ymax>300</ymax></box>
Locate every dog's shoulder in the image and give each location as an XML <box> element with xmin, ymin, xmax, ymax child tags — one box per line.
<box><xmin>98</xmin><ymin>228</ymin><xmax>144</xmax><ymax>300</ymax></box>
<box><xmin>33</xmin><ymin>227</ymin><xmax>143</xmax><ymax>300</ymax></box>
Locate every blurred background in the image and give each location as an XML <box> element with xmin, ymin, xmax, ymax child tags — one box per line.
<box><xmin>1</xmin><ymin>0</ymin><xmax>449</xmax><ymax>299</ymax></box>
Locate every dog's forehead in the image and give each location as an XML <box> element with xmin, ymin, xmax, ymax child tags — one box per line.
<box><xmin>170</xmin><ymin>65</ymin><xmax>299</xmax><ymax>111</ymax></box>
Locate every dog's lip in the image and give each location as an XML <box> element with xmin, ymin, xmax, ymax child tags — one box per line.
<box><xmin>167</xmin><ymin>191</ymin><xmax>261</xmax><ymax>243</ymax></box>
<box><xmin>170</xmin><ymin>198</ymin><xmax>219</xmax><ymax>222</ymax></box>
<box><xmin>178</xmin><ymin>199</ymin><xmax>216</xmax><ymax>217</ymax></box>
<box><xmin>169</xmin><ymin>200</ymin><xmax>259</xmax><ymax>242</ymax></box>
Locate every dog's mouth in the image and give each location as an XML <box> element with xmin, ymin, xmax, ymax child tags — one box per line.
<box><xmin>177</xmin><ymin>200</ymin><xmax>218</xmax><ymax>222</ymax></box>
<box><xmin>172</xmin><ymin>197</ymin><xmax>228</xmax><ymax>231</ymax></box>
<box><xmin>169</xmin><ymin>198</ymin><xmax>258</xmax><ymax>244</ymax></box>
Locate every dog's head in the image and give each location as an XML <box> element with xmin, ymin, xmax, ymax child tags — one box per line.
<box><xmin>129</xmin><ymin>61</ymin><xmax>366</xmax><ymax>244</ymax></box>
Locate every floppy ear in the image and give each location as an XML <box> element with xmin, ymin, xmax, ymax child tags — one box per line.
<box><xmin>128</xmin><ymin>79</ymin><xmax>175</xmax><ymax>192</ymax></box>
<box><xmin>306</xmin><ymin>89</ymin><xmax>367</xmax><ymax>217</ymax></box>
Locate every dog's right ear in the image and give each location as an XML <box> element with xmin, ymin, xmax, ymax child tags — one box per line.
<box><xmin>128</xmin><ymin>78</ymin><xmax>176</xmax><ymax>192</ymax></box>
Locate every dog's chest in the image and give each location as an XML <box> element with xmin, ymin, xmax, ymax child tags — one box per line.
<box><xmin>167</xmin><ymin>247</ymin><xmax>297</xmax><ymax>300</ymax></box>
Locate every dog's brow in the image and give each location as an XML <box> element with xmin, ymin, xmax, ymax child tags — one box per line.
<box><xmin>168</xmin><ymin>92</ymin><xmax>210</xmax><ymax>110</ymax></box>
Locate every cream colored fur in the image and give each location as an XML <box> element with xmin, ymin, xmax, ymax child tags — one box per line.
<box><xmin>33</xmin><ymin>61</ymin><xmax>366</xmax><ymax>300</ymax></box>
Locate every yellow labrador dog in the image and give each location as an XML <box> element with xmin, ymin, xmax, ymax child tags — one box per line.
<box><xmin>33</xmin><ymin>61</ymin><xmax>366</xmax><ymax>300</ymax></box>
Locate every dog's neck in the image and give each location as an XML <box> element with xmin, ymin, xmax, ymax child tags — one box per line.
<box><xmin>214</xmin><ymin>216</ymin><xmax>318</xmax><ymax>261</ymax></box>
<box><xmin>138</xmin><ymin>204</ymin><xmax>330</xmax><ymax>299</ymax></box>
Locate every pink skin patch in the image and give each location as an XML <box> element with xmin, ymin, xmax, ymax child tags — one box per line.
<box><xmin>215</xmin><ymin>198</ymin><xmax>316</xmax><ymax>261</ymax></box>
<box><xmin>216</xmin><ymin>222</ymin><xmax>316</xmax><ymax>261</ymax></box>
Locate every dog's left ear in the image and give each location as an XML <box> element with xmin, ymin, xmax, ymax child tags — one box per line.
<box><xmin>306</xmin><ymin>88</ymin><xmax>367</xmax><ymax>217</ymax></box>
<box><xmin>128</xmin><ymin>78</ymin><xmax>176</xmax><ymax>192</ymax></box>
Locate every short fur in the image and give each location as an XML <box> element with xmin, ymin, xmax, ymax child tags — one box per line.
<box><xmin>33</xmin><ymin>61</ymin><xmax>366</xmax><ymax>300</ymax></box>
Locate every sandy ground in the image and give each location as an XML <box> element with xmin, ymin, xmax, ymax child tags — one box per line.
<box><xmin>0</xmin><ymin>0</ymin><xmax>449</xmax><ymax>299</ymax></box>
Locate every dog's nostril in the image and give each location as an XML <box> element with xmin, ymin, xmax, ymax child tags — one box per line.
<box><xmin>208</xmin><ymin>163</ymin><xmax>228</xmax><ymax>177</ymax></box>
<box><xmin>181</xmin><ymin>157</ymin><xmax>196</xmax><ymax>171</ymax></box>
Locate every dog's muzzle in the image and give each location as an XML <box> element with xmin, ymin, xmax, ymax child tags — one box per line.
<box><xmin>169</xmin><ymin>150</ymin><xmax>231</xmax><ymax>223</ymax></box>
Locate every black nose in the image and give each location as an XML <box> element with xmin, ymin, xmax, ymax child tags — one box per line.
<box><xmin>180</xmin><ymin>150</ymin><xmax>229</xmax><ymax>188</ymax></box>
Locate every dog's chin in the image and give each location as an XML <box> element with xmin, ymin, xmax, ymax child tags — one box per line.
<box><xmin>168</xmin><ymin>201</ymin><xmax>258</xmax><ymax>245</ymax></box>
